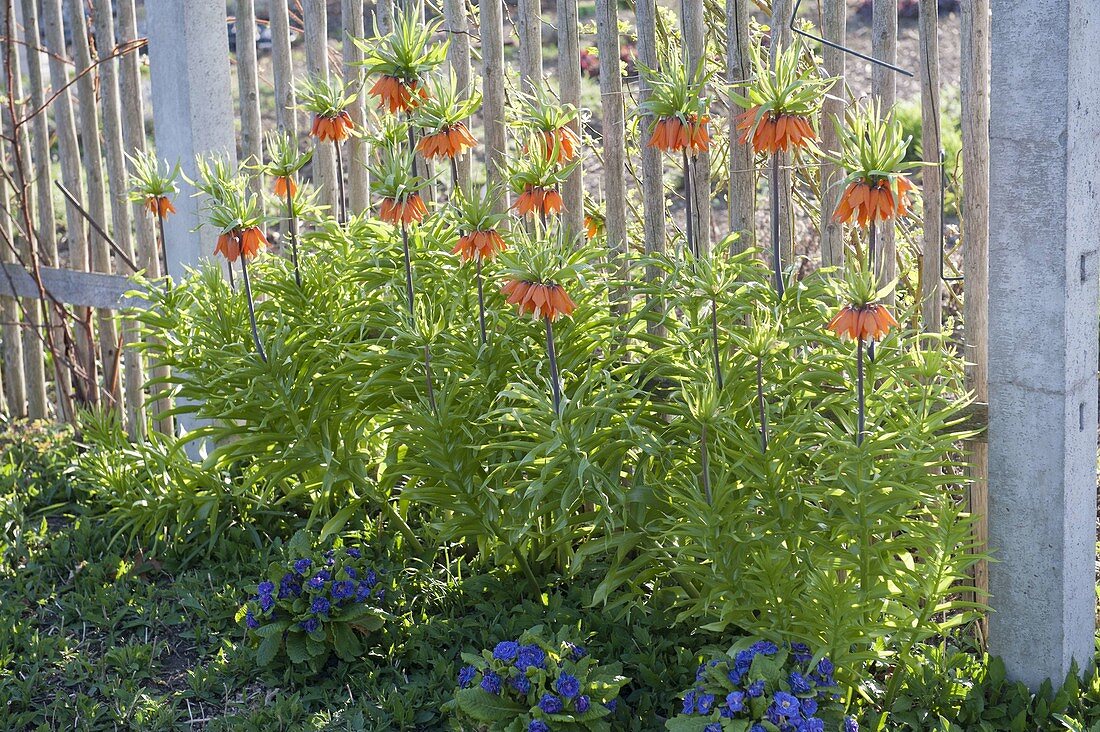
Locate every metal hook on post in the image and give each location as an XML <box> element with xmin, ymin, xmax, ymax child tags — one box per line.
<box><xmin>788</xmin><ymin>0</ymin><xmax>915</xmax><ymax>78</ymax></box>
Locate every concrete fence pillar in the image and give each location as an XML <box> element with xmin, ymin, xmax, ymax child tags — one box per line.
<box><xmin>988</xmin><ymin>0</ymin><xmax>1100</xmax><ymax>689</ymax></box>
<box><xmin>146</xmin><ymin>0</ymin><xmax>237</xmax><ymax>280</ymax></box>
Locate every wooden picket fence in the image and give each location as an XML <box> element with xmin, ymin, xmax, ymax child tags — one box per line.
<box><xmin>0</xmin><ymin>0</ymin><xmax>990</xmax><ymax>602</ymax></box>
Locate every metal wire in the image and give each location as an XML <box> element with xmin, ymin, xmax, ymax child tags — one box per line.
<box><xmin>789</xmin><ymin>0</ymin><xmax>915</xmax><ymax>78</ymax></box>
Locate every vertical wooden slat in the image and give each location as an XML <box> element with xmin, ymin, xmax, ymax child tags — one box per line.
<box><xmin>343</xmin><ymin>0</ymin><xmax>369</xmax><ymax>213</ymax></box>
<box><xmin>819</xmin><ymin>0</ymin><xmax>845</xmax><ymax>267</ymax></box>
<box><xmin>304</xmin><ymin>0</ymin><xmax>337</xmax><ymax>209</ymax></box>
<box><xmin>871</xmin><ymin>0</ymin><xmax>897</xmax><ymax>301</ymax></box>
<box><xmin>237</xmin><ymin>0</ymin><xmax>264</xmax><ymax>191</ymax></box>
<box><xmin>770</xmin><ymin>0</ymin><xmax>793</xmax><ymax>266</ymax></box>
<box><xmin>726</xmin><ymin>0</ymin><xmax>753</xmax><ymax>251</ymax></box>
<box><xmin>961</xmin><ymin>0</ymin><xmax>990</xmax><ymax>626</ymax></box>
<box><xmin>918</xmin><ymin>0</ymin><xmax>941</xmax><ymax>330</ymax></box>
<box><xmin>43</xmin><ymin>0</ymin><xmax>97</xmax><ymax>406</ymax></box>
<box><xmin>0</xmin><ymin>1</ymin><xmax>25</xmax><ymax>415</ymax></box>
<box><xmin>482</xmin><ymin>0</ymin><xmax>507</xmax><ymax>214</ymax></box>
<box><xmin>271</xmin><ymin>0</ymin><xmax>298</xmax><ymax>138</ymax></box>
<box><xmin>595</xmin><ymin>0</ymin><xmax>627</xmax><ymax>312</ymax></box>
<box><xmin>17</xmin><ymin>0</ymin><xmax>58</xmax><ymax>419</ymax></box>
<box><xmin>72</xmin><ymin>0</ymin><xmax>120</xmax><ymax>411</ymax></box>
<box><xmin>444</xmin><ymin>0</ymin><xmax>473</xmax><ymax>195</ymax></box>
<box><xmin>517</xmin><ymin>0</ymin><xmax>543</xmax><ymax>90</ymax></box>
<box><xmin>682</xmin><ymin>0</ymin><xmax>709</xmax><ymax>254</ymax></box>
<box><xmin>376</xmin><ymin>0</ymin><xmax>394</xmax><ymax>35</ymax></box>
<box><xmin>92</xmin><ymin>0</ymin><xmax>145</xmax><ymax>435</ymax></box>
<box><xmin>636</xmin><ymin>0</ymin><xmax>665</xmax><ymax>333</ymax></box>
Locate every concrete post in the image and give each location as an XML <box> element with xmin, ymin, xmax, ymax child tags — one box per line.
<box><xmin>988</xmin><ymin>0</ymin><xmax>1099</xmax><ymax>690</ymax></box>
<box><xmin>146</xmin><ymin>0</ymin><xmax>237</xmax><ymax>280</ymax></box>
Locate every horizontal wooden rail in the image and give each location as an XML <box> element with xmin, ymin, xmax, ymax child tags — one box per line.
<box><xmin>0</xmin><ymin>263</ymin><xmax>144</xmax><ymax>310</ymax></box>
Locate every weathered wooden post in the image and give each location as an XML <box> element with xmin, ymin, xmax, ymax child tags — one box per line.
<box><xmin>987</xmin><ymin>0</ymin><xmax>1099</xmax><ymax>688</ymax></box>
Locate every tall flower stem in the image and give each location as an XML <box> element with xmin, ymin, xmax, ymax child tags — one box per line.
<box><xmin>682</xmin><ymin>147</ymin><xmax>696</xmax><ymax>258</ymax></box>
<box><xmin>227</xmin><ymin>258</ymin><xmax>236</xmax><ymax>291</ymax></box>
<box><xmin>769</xmin><ymin>153</ymin><xmax>784</xmax><ymax>297</ymax></box>
<box><xmin>545</xmin><ymin>317</ymin><xmax>561</xmax><ymax>415</ymax></box>
<box><xmin>238</xmin><ymin>251</ymin><xmax>267</xmax><ymax>362</ymax></box>
<box><xmin>756</xmin><ymin>357</ymin><xmax>769</xmax><ymax>453</ymax></box>
<box><xmin>700</xmin><ymin>421</ymin><xmax>713</xmax><ymax>505</ymax></box>
<box><xmin>423</xmin><ymin>343</ymin><xmax>437</xmax><ymax>414</ymax></box>
<box><xmin>450</xmin><ymin>156</ymin><xmax>460</xmax><ymax>198</ymax></box>
<box><xmin>856</xmin><ymin>338</ymin><xmax>865</xmax><ymax>446</ymax></box>
<box><xmin>334</xmin><ymin>143</ymin><xmax>347</xmax><ymax>225</ymax></box>
<box><xmin>401</xmin><ymin>220</ymin><xmax>415</xmax><ymax>313</ymax></box>
<box><xmin>475</xmin><ymin>257</ymin><xmax>487</xmax><ymax>346</ymax></box>
<box><xmin>285</xmin><ymin>184</ymin><xmax>301</xmax><ymax>287</ymax></box>
<box><xmin>867</xmin><ymin>223</ymin><xmax>877</xmax><ymax>361</ymax></box>
<box><xmin>710</xmin><ymin>298</ymin><xmax>722</xmax><ymax>389</ymax></box>
<box><xmin>155</xmin><ymin>213</ymin><xmax>169</xmax><ymax>282</ymax></box>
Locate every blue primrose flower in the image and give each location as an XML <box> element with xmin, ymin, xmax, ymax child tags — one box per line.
<box><xmin>244</xmin><ymin>610</ymin><xmax>260</xmax><ymax>629</ymax></box>
<box><xmin>704</xmin><ymin>725</ymin><xmax>722</xmax><ymax>732</ymax></box>
<box><xmin>355</xmin><ymin>580</ymin><xmax>372</xmax><ymax>602</ymax></box>
<box><xmin>346</xmin><ymin>548</ymin><xmax>361</xmax><ymax>558</ymax></box>
<box><xmin>258</xmin><ymin>594</ymin><xmax>275</xmax><ymax>613</ymax></box>
<box><xmin>307</xmin><ymin>571</ymin><xmax>330</xmax><ymax>591</ymax></box>
<box><xmin>299</xmin><ymin>617</ymin><xmax>319</xmax><ymax>633</ymax></box>
<box><xmin>844</xmin><ymin>717</ymin><xmax>859</xmax><ymax>732</ymax></box>
<box><xmin>493</xmin><ymin>641</ymin><xmax>520</xmax><ymax>662</ymax></box>
<box><xmin>735</xmin><ymin>649</ymin><xmax>755</xmax><ymax>674</ymax></box>
<box><xmin>480</xmin><ymin>670</ymin><xmax>502</xmax><ymax>695</ymax></box>
<box><xmin>726</xmin><ymin>691</ymin><xmax>745</xmax><ymax>714</ymax></box>
<box><xmin>773</xmin><ymin>692</ymin><xmax>800</xmax><ymax>717</ymax></box>
<box><xmin>510</xmin><ymin>674</ymin><xmax>531</xmax><ymax>694</ymax></box>
<box><xmin>575</xmin><ymin>695</ymin><xmax>590</xmax><ymax>713</ymax></box>
<box><xmin>727</xmin><ymin>665</ymin><xmax>744</xmax><ymax>686</ymax></box>
<box><xmin>789</xmin><ymin>671</ymin><xmax>812</xmax><ymax>694</ymax></box>
<box><xmin>696</xmin><ymin>693</ymin><xmax>715</xmax><ymax>715</ymax></box>
<box><xmin>801</xmin><ymin>698</ymin><xmax>818</xmax><ymax>717</ymax></box>
<box><xmin>751</xmin><ymin>640</ymin><xmax>779</xmax><ymax>656</ymax></box>
<box><xmin>604</xmin><ymin>698</ymin><xmax>618</xmax><ymax>713</ymax></box>
<box><xmin>817</xmin><ymin>658</ymin><xmax>835</xmax><ymax>679</ymax></box>
<box><xmin>747</xmin><ymin>680</ymin><xmax>766</xmax><ymax>698</ymax></box>
<box><xmin>364</xmin><ymin>569</ymin><xmax>378</xmax><ymax>588</ymax></box>
<box><xmin>751</xmin><ymin>726</ymin><xmax>767</xmax><ymax>732</ymax></box>
<box><xmin>457</xmin><ymin>665</ymin><xmax>477</xmax><ymax>688</ymax></box>
<box><xmin>344</xmin><ymin>566</ymin><xmax>357</xmax><ymax>579</ymax></box>
<box><xmin>528</xmin><ymin>721</ymin><xmax>550</xmax><ymax>732</ymax></box>
<box><xmin>799</xmin><ymin>718</ymin><xmax>825</xmax><ymax>732</ymax></box>
<box><xmin>565</xmin><ymin>642</ymin><xmax>587</xmax><ymax>660</ymax></box>
<box><xmin>257</xmin><ymin>580</ymin><xmax>275</xmax><ymax>597</ymax></box>
<box><xmin>278</xmin><ymin>573</ymin><xmax>301</xmax><ymax>599</ymax></box>
<box><xmin>516</xmin><ymin>645</ymin><xmax>546</xmax><ymax>671</ymax></box>
<box><xmin>331</xmin><ymin>580</ymin><xmax>355</xmax><ymax>601</ymax></box>
<box><xmin>790</xmin><ymin>642</ymin><xmax>813</xmax><ymax>665</ymax></box>
<box><xmin>539</xmin><ymin>693</ymin><xmax>563</xmax><ymax>714</ymax></box>
<box><xmin>681</xmin><ymin>689</ymin><xmax>696</xmax><ymax>715</ymax></box>
<box><xmin>293</xmin><ymin>558</ymin><xmax>311</xmax><ymax>575</ymax></box>
<box><xmin>555</xmin><ymin>673</ymin><xmax>581</xmax><ymax>699</ymax></box>
<box><xmin>310</xmin><ymin>597</ymin><xmax>331</xmax><ymax>615</ymax></box>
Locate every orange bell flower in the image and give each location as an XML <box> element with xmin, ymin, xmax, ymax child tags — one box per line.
<box><xmin>368</xmin><ymin>75</ymin><xmax>427</xmax><ymax>114</ymax></box>
<box><xmin>736</xmin><ymin>107</ymin><xmax>815</xmax><ymax>155</ymax></box>
<box><xmin>214</xmin><ymin>231</ymin><xmax>241</xmax><ymax>263</ymax></box>
<box><xmin>584</xmin><ymin>214</ymin><xmax>603</xmax><ymax>240</ymax></box>
<box><xmin>501</xmin><ymin>279</ymin><xmax>577</xmax><ymax>321</ymax></box>
<box><xmin>144</xmin><ymin>195</ymin><xmax>176</xmax><ymax>218</ymax></box>
<box><xmin>513</xmin><ymin>186</ymin><xmax>563</xmax><ymax>218</ymax></box>
<box><xmin>273</xmin><ymin>175</ymin><xmax>297</xmax><ymax>198</ymax></box>
<box><xmin>538</xmin><ymin>126</ymin><xmax>580</xmax><ymax>163</ymax></box>
<box><xmin>416</xmin><ymin>122</ymin><xmax>477</xmax><ymax>160</ymax></box>
<box><xmin>453</xmin><ymin>229</ymin><xmax>506</xmax><ymax>262</ymax></box>
<box><xmin>379</xmin><ymin>194</ymin><xmax>428</xmax><ymax>225</ymax></box>
<box><xmin>647</xmin><ymin>115</ymin><xmax>710</xmax><ymax>155</ymax></box>
<box><xmin>310</xmin><ymin>110</ymin><xmax>354</xmax><ymax>143</ymax></box>
<box><xmin>826</xmin><ymin>303</ymin><xmax>899</xmax><ymax>342</ymax></box>
<box><xmin>833</xmin><ymin>176</ymin><xmax>915</xmax><ymax>227</ymax></box>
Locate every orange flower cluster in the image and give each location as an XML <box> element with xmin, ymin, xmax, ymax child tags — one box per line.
<box><xmin>379</xmin><ymin>194</ymin><xmax>428</xmax><ymax>225</ymax></box>
<box><xmin>584</xmin><ymin>214</ymin><xmax>603</xmax><ymax>240</ymax></box>
<box><xmin>311</xmin><ymin>111</ymin><xmax>354</xmax><ymax>143</ymax></box>
<box><xmin>537</xmin><ymin>126</ymin><xmax>580</xmax><ymax>164</ymax></box>
<box><xmin>144</xmin><ymin>195</ymin><xmax>176</xmax><ymax>218</ymax></box>
<box><xmin>369</xmin><ymin>75</ymin><xmax>427</xmax><ymax>114</ymax></box>
<box><xmin>453</xmin><ymin>229</ymin><xmax>506</xmax><ymax>262</ymax></box>
<box><xmin>513</xmin><ymin>186</ymin><xmax>563</xmax><ymax>218</ymax></box>
<box><xmin>827</xmin><ymin>303</ymin><xmax>899</xmax><ymax>342</ymax></box>
<box><xmin>833</xmin><ymin>176</ymin><xmax>915</xmax><ymax>227</ymax></box>
<box><xmin>214</xmin><ymin>227</ymin><xmax>267</xmax><ymax>263</ymax></box>
<box><xmin>647</xmin><ymin>115</ymin><xmax>710</xmax><ymax>155</ymax></box>
<box><xmin>273</xmin><ymin>175</ymin><xmax>297</xmax><ymax>198</ymax></box>
<box><xmin>417</xmin><ymin>122</ymin><xmax>477</xmax><ymax>160</ymax></box>
<box><xmin>502</xmin><ymin>279</ymin><xmax>577</xmax><ymax>321</ymax></box>
<box><xmin>736</xmin><ymin>108</ymin><xmax>815</xmax><ymax>155</ymax></box>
